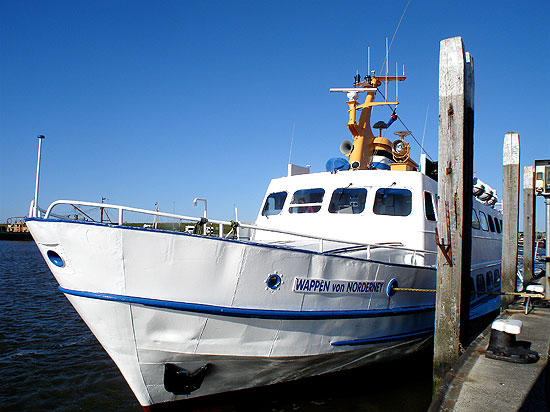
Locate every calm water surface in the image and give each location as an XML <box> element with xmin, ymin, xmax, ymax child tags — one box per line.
<box><xmin>1</xmin><ymin>240</ymin><xmax>436</xmax><ymax>412</ymax></box>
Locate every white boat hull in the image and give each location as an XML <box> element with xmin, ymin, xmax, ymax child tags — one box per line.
<box><xmin>27</xmin><ymin>218</ymin><xmax>438</xmax><ymax>406</ymax></box>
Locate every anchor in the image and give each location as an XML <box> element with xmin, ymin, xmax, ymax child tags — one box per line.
<box><xmin>164</xmin><ymin>363</ymin><xmax>210</xmax><ymax>395</ymax></box>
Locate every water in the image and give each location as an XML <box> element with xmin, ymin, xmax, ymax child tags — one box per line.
<box><xmin>0</xmin><ymin>240</ymin><xmax>435</xmax><ymax>411</ymax></box>
<box><xmin>0</xmin><ymin>241</ymin><xmax>140</xmax><ymax>412</ymax></box>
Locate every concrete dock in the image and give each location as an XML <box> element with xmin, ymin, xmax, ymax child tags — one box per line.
<box><xmin>429</xmin><ymin>302</ymin><xmax>550</xmax><ymax>412</ymax></box>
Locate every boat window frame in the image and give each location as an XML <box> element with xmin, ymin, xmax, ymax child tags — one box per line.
<box><xmin>289</xmin><ymin>188</ymin><xmax>325</xmax><ymax>214</ymax></box>
<box><xmin>493</xmin><ymin>216</ymin><xmax>501</xmax><ymax>233</ymax></box>
<box><xmin>476</xmin><ymin>273</ymin><xmax>486</xmax><ymax>297</ymax></box>
<box><xmin>472</xmin><ymin>210</ymin><xmax>481</xmax><ymax>230</ymax></box>
<box><xmin>373</xmin><ymin>188</ymin><xmax>413</xmax><ymax>217</ymax></box>
<box><xmin>328</xmin><ymin>188</ymin><xmax>368</xmax><ymax>215</ymax></box>
<box><xmin>478</xmin><ymin>211</ymin><xmax>489</xmax><ymax>231</ymax></box>
<box><xmin>469</xmin><ymin>277</ymin><xmax>476</xmax><ymax>301</ymax></box>
<box><xmin>424</xmin><ymin>191</ymin><xmax>436</xmax><ymax>222</ymax></box>
<box><xmin>261</xmin><ymin>191</ymin><xmax>288</xmax><ymax>216</ymax></box>
<box><xmin>487</xmin><ymin>215</ymin><xmax>496</xmax><ymax>232</ymax></box>
<box><xmin>493</xmin><ymin>269</ymin><xmax>501</xmax><ymax>287</ymax></box>
<box><xmin>486</xmin><ymin>271</ymin><xmax>493</xmax><ymax>290</ymax></box>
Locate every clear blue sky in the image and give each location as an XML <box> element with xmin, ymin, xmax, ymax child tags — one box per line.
<box><xmin>1</xmin><ymin>0</ymin><xmax>549</xmax><ymax>229</ymax></box>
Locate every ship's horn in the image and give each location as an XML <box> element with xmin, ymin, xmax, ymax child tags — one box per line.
<box><xmin>340</xmin><ymin>140</ymin><xmax>353</xmax><ymax>155</ymax></box>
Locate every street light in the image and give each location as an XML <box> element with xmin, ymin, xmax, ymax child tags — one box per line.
<box><xmin>192</xmin><ymin>198</ymin><xmax>207</xmax><ymax>219</ymax></box>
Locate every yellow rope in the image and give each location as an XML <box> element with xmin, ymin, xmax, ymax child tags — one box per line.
<box><xmin>392</xmin><ymin>287</ymin><xmax>436</xmax><ymax>293</ymax></box>
<box><xmin>391</xmin><ymin>287</ymin><xmax>544</xmax><ymax>298</ymax></box>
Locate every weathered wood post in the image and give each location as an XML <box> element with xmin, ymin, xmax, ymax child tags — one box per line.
<box><xmin>522</xmin><ymin>165</ymin><xmax>535</xmax><ymax>285</ymax></box>
<box><xmin>433</xmin><ymin>36</ymin><xmax>474</xmax><ymax>382</ymax></box>
<box><xmin>502</xmin><ymin>132</ymin><xmax>520</xmax><ymax>309</ymax></box>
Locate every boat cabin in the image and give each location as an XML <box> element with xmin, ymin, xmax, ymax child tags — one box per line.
<box><xmin>254</xmin><ymin>169</ymin><xmax>438</xmax><ymax>257</ymax></box>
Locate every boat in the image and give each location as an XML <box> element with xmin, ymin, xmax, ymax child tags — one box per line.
<box><xmin>25</xmin><ymin>71</ymin><xmax>503</xmax><ymax>410</ymax></box>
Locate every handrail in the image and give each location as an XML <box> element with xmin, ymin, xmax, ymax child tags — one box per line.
<box><xmin>43</xmin><ymin>199</ymin><xmax>436</xmax><ymax>256</ymax></box>
<box><xmin>44</xmin><ymin>200</ymin><xmax>230</xmax><ymax>225</ymax></box>
<box><xmin>237</xmin><ymin>221</ymin><xmax>436</xmax><ymax>255</ymax></box>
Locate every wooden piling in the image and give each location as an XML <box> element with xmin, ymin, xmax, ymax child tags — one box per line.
<box><xmin>502</xmin><ymin>132</ymin><xmax>520</xmax><ymax>309</ymax></box>
<box><xmin>433</xmin><ymin>37</ymin><xmax>474</xmax><ymax>382</ymax></box>
<box><xmin>522</xmin><ymin>166</ymin><xmax>535</xmax><ymax>285</ymax></box>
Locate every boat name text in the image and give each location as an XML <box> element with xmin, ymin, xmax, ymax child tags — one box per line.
<box><xmin>293</xmin><ymin>278</ymin><xmax>384</xmax><ymax>294</ymax></box>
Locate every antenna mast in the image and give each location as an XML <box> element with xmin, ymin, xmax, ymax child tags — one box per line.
<box><xmin>288</xmin><ymin>122</ymin><xmax>296</xmax><ymax>164</ymax></box>
<box><xmin>396</xmin><ymin>61</ymin><xmax>399</xmax><ymax>101</ymax></box>
<box><xmin>367</xmin><ymin>46</ymin><xmax>371</xmax><ymax>75</ymax></box>
<box><xmin>385</xmin><ymin>37</ymin><xmax>389</xmax><ymax>103</ymax></box>
<box><xmin>421</xmin><ymin>104</ymin><xmax>430</xmax><ymax>155</ymax></box>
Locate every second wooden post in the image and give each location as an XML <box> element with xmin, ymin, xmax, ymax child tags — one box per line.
<box><xmin>501</xmin><ymin>132</ymin><xmax>520</xmax><ymax>309</ymax></box>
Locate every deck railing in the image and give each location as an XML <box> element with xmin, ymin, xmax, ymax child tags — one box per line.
<box><xmin>42</xmin><ymin>200</ymin><xmax>436</xmax><ymax>260</ymax></box>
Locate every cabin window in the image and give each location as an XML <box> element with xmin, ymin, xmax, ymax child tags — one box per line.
<box><xmin>262</xmin><ymin>192</ymin><xmax>287</xmax><ymax>216</ymax></box>
<box><xmin>468</xmin><ymin>278</ymin><xmax>475</xmax><ymax>301</ymax></box>
<box><xmin>424</xmin><ymin>192</ymin><xmax>436</xmax><ymax>221</ymax></box>
<box><xmin>329</xmin><ymin>188</ymin><xmax>367</xmax><ymax>214</ymax></box>
<box><xmin>476</xmin><ymin>274</ymin><xmax>486</xmax><ymax>297</ymax></box>
<box><xmin>373</xmin><ymin>188</ymin><xmax>412</xmax><ymax>216</ymax></box>
<box><xmin>494</xmin><ymin>269</ymin><xmax>501</xmax><ymax>287</ymax></box>
<box><xmin>487</xmin><ymin>215</ymin><xmax>495</xmax><ymax>232</ymax></box>
<box><xmin>289</xmin><ymin>188</ymin><xmax>324</xmax><ymax>214</ymax></box>
<box><xmin>486</xmin><ymin>271</ymin><xmax>493</xmax><ymax>290</ymax></box>
<box><xmin>472</xmin><ymin>210</ymin><xmax>480</xmax><ymax>230</ymax></box>
<box><xmin>494</xmin><ymin>217</ymin><xmax>501</xmax><ymax>233</ymax></box>
<box><xmin>478</xmin><ymin>211</ymin><xmax>489</xmax><ymax>231</ymax></box>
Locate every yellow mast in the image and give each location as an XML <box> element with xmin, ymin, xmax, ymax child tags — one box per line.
<box><xmin>341</xmin><ymin>75</ymin><xmax>405</xmax><ymax>170</ymax></box>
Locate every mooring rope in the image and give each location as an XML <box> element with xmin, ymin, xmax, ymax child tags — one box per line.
<box><xmin>391</xmin><ymin>287</ymin><xmax>544</xmax><ymax>298</ymax></box>
<box><xmin>392</xmin><ymin>287</ymin><xmax>436</xmax><ymax>293</ymax></box>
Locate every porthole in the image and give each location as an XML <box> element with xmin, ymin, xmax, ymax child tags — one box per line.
<box><xmin>266</xmin><ymin>273</ymin><xmax>281</xmax><ymax>290</ymax></box>
<box><xmin>386</xmin><ymin>278</ymin><xmax>398</xmax><ymax>296</ymax></box>
<box><xmin>47</xmin><ymin>250</ymin><xmax>64</xmax><ymax>267</ymax></box>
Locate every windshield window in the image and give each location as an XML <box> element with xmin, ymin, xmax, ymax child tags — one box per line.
<box><xmin>261</xmin><ymin>192</ymin><xmax>287</xmax><ymax>216</ymax></box>
<box><xmin>373</xmin><ymin>188</ymin><xmax>412</xmax><ymax>216</ymax></box>
<box><xmin>329</xmin><ymin>188</ymin><xmax>367</xmax><ymax>214</ymax></box>
<box><xmin>289</xmin><ymin>189</ymin><xmax>324</xmax><ymax>214</ymax></box>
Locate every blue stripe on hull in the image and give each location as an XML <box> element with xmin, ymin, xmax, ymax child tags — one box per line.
<box><xmin>331</xmin><ymin>327</ymin><xmax>434</xmax><ymax>346</ymax></box>
<box><xmin>59</xmin><ymin>287</ymin><xmax>435</xmax><ymax>320</ymax></box>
